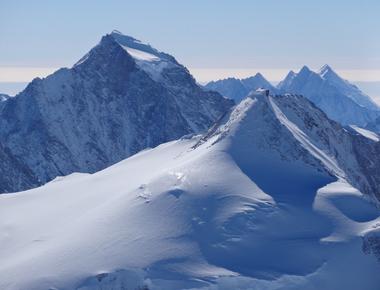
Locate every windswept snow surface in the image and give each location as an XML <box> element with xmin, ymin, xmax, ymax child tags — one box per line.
<box><xmin>1</xmin><ymin>92</ymin><xmax>380</xmax><ymax>290</ymax></box>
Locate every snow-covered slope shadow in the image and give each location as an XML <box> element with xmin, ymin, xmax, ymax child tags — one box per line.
<box><xmin>194</xmin><ymin>93</ymin><xmax>336</xmax><ymax>279</ymax></box>
<box><xmin>0</xmin><ymin>91</ymin><xmax>379</xmax><ymax>290</ymax></box>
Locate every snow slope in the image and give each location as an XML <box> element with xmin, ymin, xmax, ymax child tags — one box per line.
<box><xmin>1</xmin><ymin>91</ymin><xmax>379</xmax><ymax>290</ymax></box>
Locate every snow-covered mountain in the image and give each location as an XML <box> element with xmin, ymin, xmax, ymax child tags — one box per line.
<box><xmin>205</xmin><ymin>73</ymin><xmax>277</xmax><ymax>102</ymax></box>
<box><xmin>0</xmin><ymin>30</ymin><xmax>233</xmax><ymax>193</ymax></box>
<box><xmin>1</xmin><ymin>90</ymin><xmax>379</xmax><ymax>290</ymax></box>
<box><xmin>278</xmin><ymin>65</ymin><xmax>380</xmax><ymax>127</ymax></box>
<box><xmin>318</xmin><ymin>65</ymin><xmax>378</xmax><ymax>110</ymax></box>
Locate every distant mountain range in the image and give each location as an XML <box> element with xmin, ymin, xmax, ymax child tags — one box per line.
<box><xmin>205</xmin><ymin>73</ymin><xmax>278</xmax><ymax>102</ymax></box>
<box><xmin>206</xmin><ymin>65</ymin><xmax>380</xmax><ymax>128</ymax></box>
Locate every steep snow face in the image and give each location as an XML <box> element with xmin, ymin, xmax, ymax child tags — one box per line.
<box><xmin>0</xmin><ymin>31</ymin><xmax>233</xmax><ymax>193</ymax></box>
<box><xmin>1</xmin><ymin>91</ymin><xmax>379</xmax><ymax>290</ymax></box>
<box><xmin>278</xmin><ymin>65</ymin><xmax>380</xmax><ymax>127</ymax></box>
<box><xmin>205</xmin><ymin>73</ymin><xmax>277</xmax><ymax>102</ymax></box>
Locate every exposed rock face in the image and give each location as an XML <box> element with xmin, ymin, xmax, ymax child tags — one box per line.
<box><xmin>366</xmin><ymin>116</ymin><xmax>380</xmax><ymax>133</ymax></box>
<box><xmin>0</xmin><ymin>31</ymin><xmax>233</xmax><ymax>192</ymax></box>
<box><xmin>363</xmin><ymin>228</ymin><xmax>380</xmax><ymax>262</ymax></box>
<box><xmin>0</xmin><ymin>143</ymin><xmax>39</xmax><ymax>193</ymax></box>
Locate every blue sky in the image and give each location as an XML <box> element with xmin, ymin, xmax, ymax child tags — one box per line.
<box><xmin>0</xmin><ymin>0</ymin><xmax>379</xmax><ymax>93</ymax></box>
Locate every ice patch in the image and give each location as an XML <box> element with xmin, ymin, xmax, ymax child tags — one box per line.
<box><xmin>122</xmin><ymin>46</ymin><xmax>160</xmax><ymax>62</ymax></box>
<box><xmin>350</xmin><ymin>125</ymin><xmax>379</xmax><ymax>142</ymax></box>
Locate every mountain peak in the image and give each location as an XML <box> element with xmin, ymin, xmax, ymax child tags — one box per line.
<box><xmin>110</xmin><ymin>29</ymin><xmax>124</xmax><ymax>35</ymax></box>
<box><xmin>254</xmin><ymin>72</ymin><xmax>264</xmax><ymax>78</ymax></box>
<box><xmin>320</xmin><ymin>64</ymin><xmax>332</xmax><ymax>72</ymax></box>
<box><xmin>319</xmin><ymin>64</ymin><xmax>338</xmax><ymax>79</ymax></box>
<box><xmin>277</xmin><ymin>70</ymin><xmax>298</xmax><ymax>91</ymax></box>
<box><xmin>299</xmin><ymin>65</ymin><xmax>312</xmax><ymax>74</ymax></box>
<box><xmin>285</xmin><ymin>70</ymin><xmax>297</xmax><ymax>79</ymax></box>
<box><xmin>109</xmin><ymin>30</ymin><xmax>141</xmax><ymax>46</ymax></box>
<box><xmin>107</xmin><ymin>30</ymin><xmax>175</xmax><ymax>64</ymax></box>
<box><xmin>73</xmin><ymin>30</ymin><xmax>180</xmax><ymax>81</ymax></box>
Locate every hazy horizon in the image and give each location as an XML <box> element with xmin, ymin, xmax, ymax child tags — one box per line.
<box><xmin>1</xmin><ymin>0</ymin><xmax>379</xmax><ymax>99</ymax></box>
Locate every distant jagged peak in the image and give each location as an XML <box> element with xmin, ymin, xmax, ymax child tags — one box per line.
<box><xmin>209</xmin><ymin>72</ymin><xmax>272</xmax><ymax>84</ymax></box>
<box><xmin>318</xmin><ymin>64</ymin><xmax>342</xmax><ymax>81</ymax></box>
<box><xmin>319</xmin><ymin>64</ymin><xmax>334</xmax><ymax>75</ymax></box>
<box><xmin>277</xmin><ymin>70</ymin><xmax>297</xmax><ymax>90</ymax></box>
<box><xmin>74</xmin><ymin>30</ymin><xmax>177</xmax><ymax>68</ymax></box>
<box><xmin>298</xmin><ymin>65</ymin><xmax>313</xmax><ymax>75</ymax></box>
<box><xmin>283</xmin><ymin>70</ymin><xmax>297</xmax><ymax>80</ymax></box>
<box><xmin>252</xmin><ymin>72</ymin><xmax>265</xmax><ymax>79</ymax></box>
<box><xmin>277</xmin><ymin>64</ymin><xmax>380</xmax><ymax>124</ymax></box>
